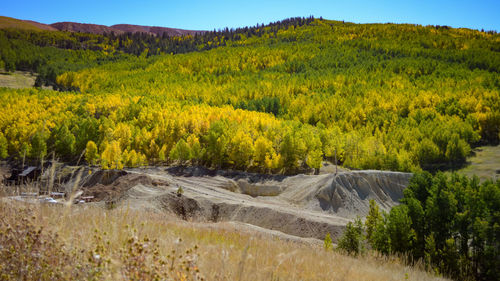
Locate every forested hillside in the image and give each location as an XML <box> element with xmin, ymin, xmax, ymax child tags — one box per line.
<box><xmin>0</xmin><ymin>18</ymin><xmax>499</xmax><ymax>173</ymax></box>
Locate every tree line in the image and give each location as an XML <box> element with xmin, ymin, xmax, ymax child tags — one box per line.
<box><xmin>337</xmin><ymin>172</ymin><xmax>499</xmax><ymax>281</ymax></box>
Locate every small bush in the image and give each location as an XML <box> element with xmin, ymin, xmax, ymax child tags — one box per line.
<box><xmin>324</xmin><ymin>233</ymin><xmax>333</xmax><ymax>251</ymax></box>
<box><xmin>337</xmin><ymin>217</ymin><xmax>365</xmax><ymax>256</ymax></box>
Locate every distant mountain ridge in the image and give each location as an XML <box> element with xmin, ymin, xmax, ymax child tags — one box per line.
<box><xmin>0</xmin><ymin>15</ymin><xmax>205</xmax><ymax>36</ymax></box>
<box><xmin>50</xmin><ymin>22</ymin><xmax>121</xmax><ymax>35</ymax></box>
<box><xmin>50</xmin><ymin>22</ymin><xmax>204</xmax><ymax>36</ymax></box>
<box><xmin>110</xmin><ymin>24</ymin><xmax>203</xmax><ymax>36</ymax></box>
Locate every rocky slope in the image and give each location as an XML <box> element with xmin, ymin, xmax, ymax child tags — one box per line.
<box><xmin>73</xmin><ymin>167</ymin><xmax>412</xmax><ymax>242</ymax></box>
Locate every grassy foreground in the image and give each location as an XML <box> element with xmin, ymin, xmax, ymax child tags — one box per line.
<box><xmin>0</xmin><ymin>200</ymin><xmax>447</xmax><ymax>281</ymax></box>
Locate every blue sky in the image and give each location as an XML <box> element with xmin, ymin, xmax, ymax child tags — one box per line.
<box><xmin>1</xmin><ymin>0</ymin><xmax>499</xmax><ymax>31</ymax></box>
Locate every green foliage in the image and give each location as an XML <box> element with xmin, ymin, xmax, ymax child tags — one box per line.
<box><xmin>478</xmin><ymin>112</ymin><xmax>500</xmax><ymax>144</ymax></box>
<box><xmin>228</xmin><ymin>130</ymin><xmax>254</xmax><ymax>169</ymax></box>
<box><xmin>0</xmin><ymin>18</ymin><xmax>315</xmax><ymax>88</ymax></box>
<box><xmin>323</xmin><ymin>233</ymin><xmax>333</xmax><ymax>251</ymax></box>
<box><xmin>187</xmin><ymin>134</ymin><xmax>203</xmax><ymax>164</ymax></box>
<box><xmin>0</xmin><ymin>132</ymin><xmax>8</xmax><ymax>159</ymax></box>
<box><xmin>279</xmin><ymin>132</ymin><xmax>302</xmax><ymax>173</ymax></box>
<box><xmin>305</xmin><ymin>133</ymin><xmax>323</xmax><ymax>171</ymax></box>
<box><xmin>365</xmin><ymin>199</ymin><xmax>382</xmax><ymax>244</ymax></box>
<box><xmin>176</xmin><ymin>186</ymin><xmax>184</xmax><ymax>196</ymax></box>
<box><xmin>169</xmin><ymin>139</ymin><xmax>192</xmax><ymax>165</ymax></box>
<box><xmin>366</xmin><ymin>173</ymin><xmax>500</xmax><ymax>281</ymax></box>
<box><xmin>51</xmin><ymin>124</ymin><xmax>76</xmax><ymax>160</ymax></box>
<box><xmin>445</xmin><ymin>133</ymin><xmax>470</xmax><ymax>163</ymax></box>
<box><xmin>203</xmin><ymin>120</ymin><xmax>230</xmax><ymax>169</ymax></box>
<box><xmin>370</xmin><ymin>215</ymin><xmax>390</xmax><ymax>255</ymax></box>
<box><xmin>386</xmin><ymin>205</ymin><xmax>416</xmax><ymax>254</ymax></box>
<box><xmin>415</xmin><ymin>138</ymin><xmax>441</xmax><ymax>168</ymax></box>
<box><xmin>30</xmin><ymin>131</ymin><xmax>47</xmax><ymax>160</ymax></box>
<box><xmin>0</xmin><ymin>18</ymin><xmax>499</xmax><ymax>172</ymax></box>
<box><xmin>337</xmin><ymin>217</ymin><xmax>365</xmax><ymax>256</ymax></box>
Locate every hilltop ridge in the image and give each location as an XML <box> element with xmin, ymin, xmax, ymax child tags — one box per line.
<box><xmin>0</xmin><ymin>16</ymin><xmax>56</xmax><ymax>31</ymax></box>
<box><xmin>0</xmin><ymin>15</ymin><xmax>204</xmax><ymax>36</ymax></box>
<box><xmin>51</xmin><ymin>21</ymin><xmax>205</xmax><ymax>36</ymax></box>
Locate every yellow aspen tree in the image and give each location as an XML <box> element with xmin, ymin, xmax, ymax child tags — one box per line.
<box><xmin>101</xmin><ymin>140</ymin><xmax>123</xmax><ymax>169</ymax></box>
<box><xmin>85</xmin><ymin>140</ymin><xmax>99</xmax><ymax>166</ymax></box>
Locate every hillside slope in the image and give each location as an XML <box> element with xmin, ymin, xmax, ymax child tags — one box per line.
<box><xmin>50</xmin><ymin>21</ymin><xmax>205</xmax><ymax>36</ymax></box>
<box><xmin>51</xmin><ymin>19</ymin><xmax>500</xmax><ymax>172</ymax></box>
<box><xmin>0</xmin><ymin>16</ymin><xmax>56</xmax><ymax>31</ymax></box>
<box><xmin>0</xmin><ymin>16</ymin><xmax>205</xmax><ymax>36</ymax></box>
<box><xmin>50</xmin><ymin>21</ymin><xmax>123</xmax><ymax>34</ymax></box>
<box><xmin>0</xmin><ymin>18</ymin><xmax>499</xmax><ymax>173</ymax></box>
<box><xmin>111</xmin><ymin>24</ymin><xmax>204</xmax><ymax>36</ymax></box>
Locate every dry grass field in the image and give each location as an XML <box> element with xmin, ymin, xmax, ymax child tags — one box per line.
<box><xmin>0</xmin><ymin>70</ymin><xmax>36</xmax><ymax>89</ymax></box>
<box><xmin>456</xmin><ymin>145</ymin><xmax>500</xmax><ymax>181</ymax></box>
<box><xmin>0</xmin><ymin>197</ymin><xmax>449</xmax><ymax>281</ymax></box>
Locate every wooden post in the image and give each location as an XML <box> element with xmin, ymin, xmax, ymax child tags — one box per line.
<box><xmin>335</xmin><ymin>149</ymin><xmax>338</xmax><ymax>175</ymax></box>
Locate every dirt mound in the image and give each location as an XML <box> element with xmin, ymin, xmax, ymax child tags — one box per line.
<box><xmin>152</xmin><ymin>192</ymin><xmax>348</xmax><ymax>241</ymax></box>
<box><xmin>81</xmin><ymin>171</ymin><xmax>168</xmax><ymax>201</ymax></box>
<box><xmin>205</xmin><ymin>170</ymin><xmax>411</xmax><ymax>218</ymax></box>
<box><xmin>82</xmin><ymin>170</ymin><xmax>128</xmax><ymax>187</ymax></box>
<box><xmin>277</xmin><ymin>171</ymin><xmax>412</xmax><ymax>218</ymax></box>
<box><xmin>236</xmin><ymin>179</ymin><xmax>284</xmax><ymax>197</ymax></box>
<box><xmin>71</xmin><ymin>167</ymin><xmax>412</xmax><ymax>241</ymax></box>
<box><xmin>314</xmin><ymin>171</ymin><xmax>410</xmax><ymax>217</ymax></box>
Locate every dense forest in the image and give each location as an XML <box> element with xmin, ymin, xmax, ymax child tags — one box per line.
<box><xmin>339</xmin><ymin>172</ymin><xmax>499</xmax><ymax>281</ymax></box>
<box><xmin>0</xmin><ymin>17</ymin><xmax>315</xmax><ymax>89</ymax></box>
<box><xmin>0</xmin><ymin>18</ymin><xmax>499</xmax><ymax>174</ymax></box>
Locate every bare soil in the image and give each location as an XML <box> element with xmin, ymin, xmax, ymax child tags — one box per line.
<box><xmin>71</xmin><ymin>167</ymin><xmax>411</xmax><ymax>242</ymax></box>
<box><xmin>1</xmin><ymin>163</ymin><xmax>412</xmax><ymax>242</ymax></box>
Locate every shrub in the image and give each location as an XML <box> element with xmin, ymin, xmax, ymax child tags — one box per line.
<box><xmin>337</xmin><ymin>217</ymin><xmax>365</xmax><ymax>256</ymax></box>
<box><xmin>324</xmin><ymin>233</ymin><xmax>333</xmax><ymax>250</ymax></box>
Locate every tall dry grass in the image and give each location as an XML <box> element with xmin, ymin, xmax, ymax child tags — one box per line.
<box><xmin>0</xmin><ymin>199</ymin><xmax>449</xmax><ymax>281</ymax></box>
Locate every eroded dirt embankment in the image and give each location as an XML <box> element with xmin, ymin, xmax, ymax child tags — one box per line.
<box><xmin>73</xmin><ymin>167</ymin><xmax>411</xmax><ymax>242</ymax></box>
